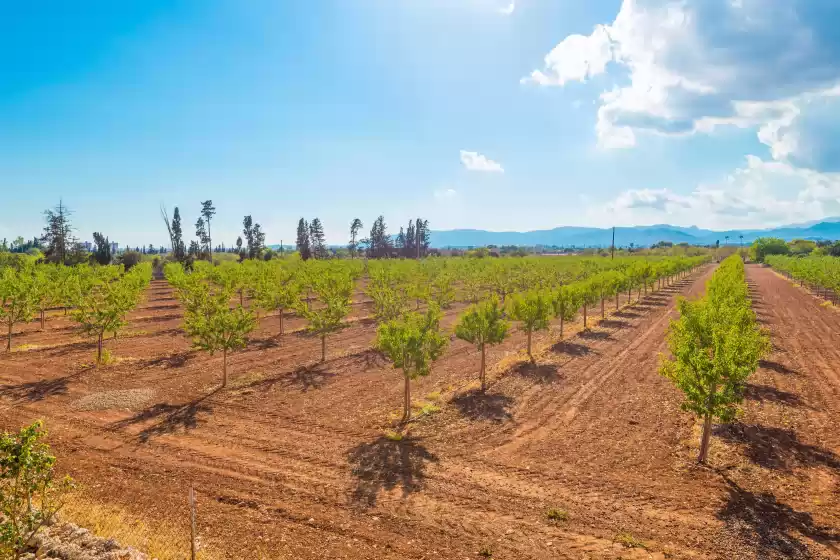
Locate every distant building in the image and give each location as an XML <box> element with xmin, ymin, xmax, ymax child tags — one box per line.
<box><xmin>110</xmin><ymin>242</ymin><xmax>119</xmax><ymax>254</ymax></box>
<box><xmin>81</xmin><ymin>241</ymin><xmax>92</xmax><ymax>252</ymax></box>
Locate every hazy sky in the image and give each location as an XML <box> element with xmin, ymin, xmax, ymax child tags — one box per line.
<box><xmin>3</xmin><ymin>0</ymin><xmax>840</xmax><ymax>247</ymax></box>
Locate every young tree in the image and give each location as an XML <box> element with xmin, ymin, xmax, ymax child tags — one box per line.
<box><xmin>201</xmin><ymin>200</ymin><xmax>216</xmax><ymax>260</ymax></box>
<box><xmin>252</xmin><ymin>264</ymin><xmax>301</xmax><ymax>336</ymax></box>
<box><xmin>32</xmin><ymin>266</ymin><xmax>58</xmax><ymax>331</ymax></box>
<box><xmin>92</xmin><ymin>232</ymin><xmax>112</xmax><ymax>265</ymax></box>
<box><xmin>455</xmin><ymin>297</ymin><xmax>509</xmax><ymax>392</ymax></box>
<box><xmin>377</xmin><ymin>306</ymin><xmax>448</xmax><ymax>423</ymax></box>
<box><xmin>296</xmin><ymin>218</ymin><xmax>312</xmax><ymax>261</ymax></box>
<box><xmin>0</xmin><ymin>421</ymin><xmax>74</xmax><ymax>559</ymax></box>
<box><xmin>235</xmin><ymin>236</ymin><xmax>244</xmax><ymax>260</ymax></box>
<box><xmin>349</xmin><ymin>218</ymin><xmax>363</xmax><ymax>257</ymax></box>
<box><xmin>297</xmin><ymin>272</ymin><xmax>353</xmax><ymax>362</ymax></box>
<box><xmin>405</xmin><ymin>220</ymin><xmax>416</xmax><ymax>258</ymax></box>
<box><xmin>41</xmin><ymin>200</ymin><xmax>74</xmax><ymax>265</ymax></box>
<box><xmin>509</xmin><ymin>290</ymin><xmax>552</xmax><ymax>362</ymax></box>
<box><xmin>309</xmin><ymin>218</ymin><xmax>327</xmax><ymax>259</ymax></box>
<box><xmin>242</xmin><ymin>216</ymin><xmax>266</xmax><ymax>260</ymax></box>
<box><xmin>185</xmin><ymin>288</ymin><xmax>256</xmax><ymax>388</ymax></box>
<box><xmin>578</xmin><ymin>280</ymin><xmax>600</xmax><ymax>329</ymax></box>
<box><xmin>552</xmin><ymin>284</ymin><xmax>581</xmax><ymax>338</ymax></box>
<box><xmin>0</xmin><ymin>267</ymin><xmax>35</xmax><ymax>351</ymax></box>
<box><xmin>72</xmin><ymin>268</ymin><xmax>148</xmax><ymax>364</ymax></box>
<box><xmin>660</xmin><ymin>257</ymin><xmax>768</xmax><ymax>463</ymax></box>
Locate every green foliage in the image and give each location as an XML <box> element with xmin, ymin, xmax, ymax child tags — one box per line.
<box><xmin>787</xmin><ymin>238</ymin><xmax>816</xmax><ymax>256</ymax></box>
<box><xmin>767</xmin><ymin>254</ymin><xmax>840</xmax><ymax>296</ymax></box>
<box><xmin>660</xmin><ymin>255</ymin><xmax>769</xmax><ymax>463</ymax></box>
<box><xmin>71</xmin><ymin>264</ymin><xmax>151</xmax><ymax>364</ymax></box>
<box><xmin>749</xmin><ymin>237</ymin><xmax>790</xmax><ymax>263</ymax></box>
<box><xmin>251</xmin><ymin>262</ymin><xmax>301</xmax><ymax>335</ymax></box>
<box><xmin>0</xmin><ymin>421</ymin><xmax>74</xmax><ymax>559</ymax></box>
<box><xmin>509</xmin><ymin>290</ymin><xmax>552</xmax><ymax>361</ymax></box>
<box><xmin>455</xmin><ymin>297</ymin><xmax>509</xmax><ymax>391</ymax></box>
<box><xmin>545</xmin><ymin>508</ymin><xmax>569</xmax><ymax>522</ymax></box>
<box><xmin>377</xmin><ymin>306</ymin><xmax>448</xmax><ymax>422</ymax></box>
<box><xmin>297</xmin><ymin>272</ymin><xmax>354</xmax><ymax>362</ymax></box>
<box><xmin>0</xmin><ymin>266</ymin><xmax>36</xmax><ymax>352</ymax></box>
<box><xmin>552</xmin><ymin>284</ymin><xmax>582</xmax><ymax>336</ymax></box>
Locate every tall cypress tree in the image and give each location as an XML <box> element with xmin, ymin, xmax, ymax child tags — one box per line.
<box><xmin>200</xmin><ymin>200</ymin><xmax>216</xmax><ymax>260</ymax></box>
<box><xmin>296</xmin><ymin>218</ymin><xmax>312</xmax><ymax>261</ymax></box>
<box><xmin>171</xmin><ymin>207</ymin><xmax>185</xmax><ymax>261</ymax></box>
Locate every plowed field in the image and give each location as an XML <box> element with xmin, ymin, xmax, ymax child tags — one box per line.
<box><xmin>1</xmin><ymin>264</ymin><xmax>838</xmax><ymax>559</ymax></box>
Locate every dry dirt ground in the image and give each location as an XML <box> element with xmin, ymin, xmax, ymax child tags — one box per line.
<box><xmin>0</xmin><ymin>264</ymin><xmax>838</xmax><ymax>559</ymax></box>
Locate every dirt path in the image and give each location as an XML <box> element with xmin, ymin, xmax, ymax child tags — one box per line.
<box><xmin>2</xmin><ymin>264</ymin><xmax>838</xmax><ymax>559</ymax></box>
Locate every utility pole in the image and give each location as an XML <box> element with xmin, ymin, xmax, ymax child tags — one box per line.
<box><xmin>611</xmin><ymin>227</ymin><xmax>615</xmax><ymax>260</ymax></box>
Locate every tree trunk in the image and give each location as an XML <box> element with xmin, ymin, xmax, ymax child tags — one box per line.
<box><xmin>6</xmin><ymin>322</ymin><xmax>11</xmax><ymax>352</ymax></box>
<box><xmin>583</xmin><ymin>304</ymin><xmax>587</xmax><ymax>329</ymax></box>
<box><xmin>97</xmin><ymin>333</ymin><xmax>103</xmax><ymax>364</ymax></box>
<box><xmin>403</xmin><ymin>373</ymin><xmax>411</xmax><ymax>423</ymax></box>
<box><xmin>601</xmin><ymin>297</ymin><xmax>605</xmax><ymax>319</ymax></box>
<box><xmin>239</xmin><ymin>289</ymin><xmax>244</xmax><ymax>307</ymax></box>
<box><xmin>40</xmin><ymin>310</ymin><xmax>45</xmax><ymax>330</ymax></box>
<box><xmin>526</xmin><ymin>329</ymin><xmax>533</xmax><ymax>362</ymax></box>
<box><xmin>559</xmin><ymin>315</ymin><xmax>564</xmax><ymax>338</ymax></box>
<box><xmin>698</xmin><ymin>413</ymin><xmax>713</xmax><ymax>464</ymax></box>
<box><xmin>278</xmin><ymin>308</ymin><xmax>284</xmax><ymax>336</ymax></box>
<box><xmin>615</xmin><ymin>293</ymin><xmax>619</xmax><ymax>310</ymax></box>
<box><xmin>480</xmin><ymin>344</ymin><xmax>486</xmax><ymax>392</ymax></box>
<box><xmin>628</xmin><ymin>287</ymin><xmax>631</xmax><ymax>302</ymax></box>
<box><xmin>321</xmin><ymin>334</ymin><xmax>326</xmax><ymax>363</ymax></box>
<box><xmin>222</xmin><ymin>348</ymin><xmax>228</xmax><ymax>387</ymax></box>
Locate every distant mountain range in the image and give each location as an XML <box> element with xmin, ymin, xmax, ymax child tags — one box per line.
<box><xmin>429</xmin><ymin>219</ymin><xmax>840</xmax><ymax>249</ymax></box>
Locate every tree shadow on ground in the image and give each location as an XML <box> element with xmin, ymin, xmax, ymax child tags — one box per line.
<box><xmin>451</xmin><ymin>389</ymin><xmax>513</xmax><ymax>422</ymax></box>
<box><xmin>139</xmin><ymin>351</ymin><xmax>195</xmax><ymax>369</ymax></box>
<box><xmin>717</xmin><ymin>474</ymin><xmax>840</xmax><ymax>559</ymax></box>
<box><xmin>249</xmin><ymin>336</ymin><xmax>280</xmax><ymax>350</ymax></box>
<box><xmin>744</xmin><ymin>384</ymin><xmax>809</xmax><ymax>408</ymax></box>
<box><xmin>513</xmin><ymin>362</ymin><xmax>560</xmax><ymax>383</ymax></box>
<box><xmin>614</xmin><ymin>310</ymin><xmax>642</xmax><ymax>319</ymax></box>
<box><xmin>140</xmin><ymin>303</ymin><xmax>181</xmax><ymax>312</ymax></box>
<box><xmin>134</xmin><ymin>313</ymin><xmax>181</xmax><ymax>323</ymax></box>
<box><xmin>551</xmin><ymin>340</ymin><xmax>591</xmax><ymax>357</ymax></box>
<box><xmin>281</xmin><ymin>364</ymin><xmax>335</xmax><ymax>392</ymax></box>
<box><xmin>760</xmin><ymin>360</ymin><xmax>798</xmax><ymax>375</ymax></box>
<box><xmin>347</xmin><ymin>435</ymin><xmax>438</xmax><ymax>507</ymax></box>
<box><xmin>715</xmin><ymin>423</ymin><xmax>840</xmax><ymax>472</ymax></box>
<box><xmin>0</xmin><ymin>369</ymin><xmax>87</xmax><ymax>402</ymax></box>
<box><xmin>109</xmin><ymin>390</ymin><xmax>217</xmax><ymax>443</ymax></box>
<box><xmin>598</xmin><ymin>319</ymin><xmax>628</xmax><ymax>329</ymax></box>
<box><xmin>579</xmin><ymin>329</ymin><xmax>612</xmax><ymax>341</ymax></box>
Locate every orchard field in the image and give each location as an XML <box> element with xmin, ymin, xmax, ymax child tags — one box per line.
<box><xmin>1</xmin><ymin>254</ymin><xmax>840</xmax><ymax>559</ymax></box>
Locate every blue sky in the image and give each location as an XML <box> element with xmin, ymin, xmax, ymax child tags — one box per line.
<box><xmin>3</xmin><ymin>0</ymin><xmax>840</xmax><ymax>247</ymax></box>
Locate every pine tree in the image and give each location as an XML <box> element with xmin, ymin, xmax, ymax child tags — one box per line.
<box><xmin>297</xmin><ymin>218</ymin><xmax>312</xmax><ymax>261</ymax></box>
<box><xmin>242</xmin><ymin>216</ymin><xmax>266</xmax><ymax>259</ymax></box>
<box><xmin>195</xmin><ymin>217</ymin><xmax>208</xmax><ymax>258</ymax></box>
<box><xmin>369</xmin><ymin>216</ymin><xmax>391</xmax><ymax>258</ymax></box>
<box><xmin>201</xmin><ymin>200</ymin><xmax>216</xmax><ymax>261</ymax></box>
<box><xmin>405</xmin><ymin>220</ymin><xmax>416</xmax><ymax>258</ymax></box>
<box><xmin>349</xmin><ymin>218</ymin><xmax>363</xmax><ymax>257</ymax></box>
<box><xmin>309</xmin><ymin>218</ymin><xmax>327</xmax><ymax>259</ymax></box>
<box><xmin>396</xmin><ymin>227</ymin><xmax>406</xmax><ymax>251</ymax></box>
<box><xmin>41</xmin><ymin>200</ymin><xmax>74</xmax><ymax>265</ymax></box>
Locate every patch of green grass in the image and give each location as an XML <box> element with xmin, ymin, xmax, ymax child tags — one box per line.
<box><xmin>545</xmin><ymin>508</ymin><xmax>569</xmax><ymax>522</ymax></box>
<box><xmin>384</xmin><ymin>430</ymin><xmax>403</xmax><ymax>442</ymax></box>
<box><xmin>419</xmin><ymin>403</ymin><xmax>441</xmax><ymax>416</ymax></box>
<box><xmin>614</xmin><ymin>531</ymin><xmax>647</xmax><ymax>549</ymax></box>
<box><xmin>425</xmin><ymin>391</ymin><xmax>441</xmax><ymax>402</ymax></box>
<box><xmin>478</xmin><ymin>544</ymin><xmax>493</xmax><ymax>558</ymax></box>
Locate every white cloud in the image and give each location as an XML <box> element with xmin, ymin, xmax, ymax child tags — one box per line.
<box><xmin>526</xmin><ymin>0</ymin><xmax>840</xmax><ymax>152</ymax></box>
<box><xmin>434</xmin><ymin>188</ymin><xmax>458</xmax><ymax>200</ymax></box>
<box><xmin>498</xmin><ymin>1</ymin><xmax>515</xmax><ymax>16</ymax></box>
<box><xmin>460</xmin><ymin>150</ymin><xmax>504</xmax><ymax>173</ymax></box>
<box><xmin>599</xmin><ymin>155</ymin><xmax>840</xmax><ymax>229</ymax></box>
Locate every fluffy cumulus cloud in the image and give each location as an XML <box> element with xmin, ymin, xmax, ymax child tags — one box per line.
<box><xmin>527</xmin><ymin>0</ymin><xmax>840</xmax><ymax>152</ymax></box>
<box><xmin>460</xmin><ymin>150</ymin><xmax>504</xmax><ymax>173</ymax></box>
<box><xmin>529</xmin><ymin>0</ymin><xmax>840</xmax><ymax>225</ymax></box>
<box><xmin>601</xmin><ymin>155</ymin><xmax>840</xmax><ymax>229</ymax></box>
